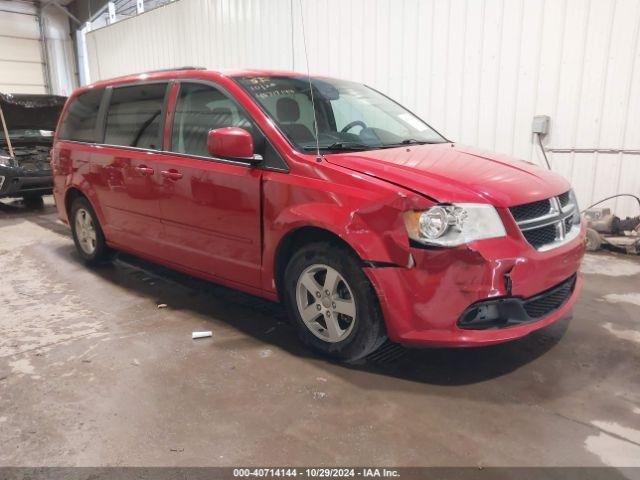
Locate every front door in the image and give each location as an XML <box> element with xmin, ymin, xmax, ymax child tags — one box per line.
<box><xmin>156</xmin><ymin>81</ymin><xmax>262</xmax><ymax>289</ymax></box>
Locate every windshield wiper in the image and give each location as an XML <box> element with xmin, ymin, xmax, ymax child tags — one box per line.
<box><xmin>379</xmin><ymin>139</ymin><xmax>443</xmax><ymax>149</ymax></box>
<box><xmin>303</xmin><ymin>142</ymin><xmax>372</xmax><ymax>152</ymax></box>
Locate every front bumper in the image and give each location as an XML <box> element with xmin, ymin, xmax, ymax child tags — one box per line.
<box><xmin>0</xmin><ymin>167</ymin><xmax>52</xmax><ymax>198</ymax></box>
<box><xmin>364</xmin><ymin>223</ymin><xmax>586</xmax><ymax>347</ymax></box>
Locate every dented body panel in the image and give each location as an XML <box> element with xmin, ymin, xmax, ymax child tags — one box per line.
<box><xmin>52</xmin><ymin>69</ymin><xmax>585</xmax><ymax>347</ymax></box>
<box><xmin>365</xmin><ymin>223</ymin><xmax>585</xmax><ymax>344</ymax></box>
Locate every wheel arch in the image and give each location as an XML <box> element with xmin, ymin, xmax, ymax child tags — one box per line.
<box><xmin>273</xmin><ymin>226</ymin><xmax>363</xmax><ymax>300</ymax></box>
<box><xmin>64</xmin><ymin>187</ymin><xmax>86</xmax><ymax>218</ymax></box>
<box><xmin>63</xmin><ymin>186</ymin><xmax>108</xmax><ymax>233</ymax></box>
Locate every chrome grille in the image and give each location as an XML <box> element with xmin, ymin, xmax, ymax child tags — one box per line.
<box><xmin>522</xmin><ymin>224</ymin><xmax>557</xmax><ymax>249</ymax></box>
<box><xmin>510</xmin><ymin>199</ymin><xmax>551</xmax><ymax>222</ymax></box>
<box><xmin>510</xmin><ymin>191</ymin><xmax>580</xmax><ymax>251</ymax></box>
<box><xmin>558</xmin><ymin>191</ymin><xmax>570</xmax><ymax>208</ymax></box>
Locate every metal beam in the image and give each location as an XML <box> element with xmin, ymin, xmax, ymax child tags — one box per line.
<box><xmin>37</xmin><ymin>3</ymin><xmax>52</xmax><ymax>94</ymax></box>
<box><xmin>41</xmin><ymin>0</ymin><xmax>82</xmax><ymax>25</ymax></box>
<box><xmin>0</xmin><ymin>8</ymin><xmax>37</xmax><ymax>16</ymax></box>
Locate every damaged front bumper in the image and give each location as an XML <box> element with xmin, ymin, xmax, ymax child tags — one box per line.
<box><xmin>364</xmin><ymin>222</ymin><xmax>586</xmax><ymax>347</ymax></box>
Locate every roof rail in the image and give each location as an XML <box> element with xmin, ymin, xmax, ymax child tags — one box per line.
<box><xmin>101</xmin><ymin>66</ymin><xmax>208</xmax><ymax>83</ymax></box>
<box><xmin>140</xmin><ymin>66</ymin><xmax>207</xmax><ymax>74</ymax></box>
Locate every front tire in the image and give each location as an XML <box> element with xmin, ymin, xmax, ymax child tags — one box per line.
<box><xmin>70</xmin><ymin>196</ymin><xmax>110</xmax><ymax>264</ymax></box>
<box><xmin>283</xmin><ymin>241</ymin><xmax>387</xmax><ymax>362</ymax></box>
<box><xmin>22</xmin><ymin>194</ymin><xmax>44</xmax><ymax>208</ymax></box>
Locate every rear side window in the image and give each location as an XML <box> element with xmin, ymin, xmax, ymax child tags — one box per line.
<box><xmin>58</xmin><ymin>88</ymin><xmax>104</xmax><ymax>142</ymax></box>
<box><xmin>105</xmin><ymin>83</ymin><xmax>167</xmax><ymax>150</ymax></box>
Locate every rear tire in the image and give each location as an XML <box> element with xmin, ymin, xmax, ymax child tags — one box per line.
<box><xmin>283</xmin><ymin>241</ymin><xmax>387</xmax><ymax>362</ymax></box>
<box><xmin>70</xmin><ymin>196</ymin><xmax>110</xmax><ymax>264</ymax></box>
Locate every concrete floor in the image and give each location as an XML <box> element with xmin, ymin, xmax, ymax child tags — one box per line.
<box><xmin>1</xmin><ymin>196</ymin><xmax>639</xmax><ymax>468</ymax></box>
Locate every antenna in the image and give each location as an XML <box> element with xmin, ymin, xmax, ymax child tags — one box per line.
<box><xmin>298</xmin><ymin>0</ymin><xmax>322</xmax><ymax>162</ymax></box>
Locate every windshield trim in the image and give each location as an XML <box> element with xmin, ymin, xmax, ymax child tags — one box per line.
<box><xmin>232</xmin><ymin>75</ymin><xmax>450</xmax><ymax>155</ymax></box>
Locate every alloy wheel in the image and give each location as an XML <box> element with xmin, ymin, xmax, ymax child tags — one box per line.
<box><xmin>295</xmin><ymin>264</ymin><xmax>356</xmax><ymax>343</ymax></box>
<box><xmin>75</xmin><ymin>208</ymin><xmax>97</xmax><ymax>255</ymax></box>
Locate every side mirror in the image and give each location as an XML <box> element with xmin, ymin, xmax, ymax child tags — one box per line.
<box><xmin>207</xmin><ymin>127</ymin><xmax>258</xmax><ymax>163</ymax></box>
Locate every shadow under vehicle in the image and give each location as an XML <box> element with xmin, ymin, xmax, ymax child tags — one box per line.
<box><xmin>0</xmin><ymin>93</ymin><xmax>67</xmax><ymax>205</ymax></box>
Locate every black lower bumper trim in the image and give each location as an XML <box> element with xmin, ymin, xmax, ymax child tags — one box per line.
<box><xmin>0</xmin><ymin>173</ymin><xmax>53</xmax><ymax>198</ymax></box>
<box><xmin>457</xmin><ymin>274</ymin><xmax>577</xmax><ymax>330</ymax></box>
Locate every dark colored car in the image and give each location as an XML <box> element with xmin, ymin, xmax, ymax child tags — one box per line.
<box><xmin>0</xmin><ymin>93</ymin><xmax>67</xmax><ymax>203</ymax></box>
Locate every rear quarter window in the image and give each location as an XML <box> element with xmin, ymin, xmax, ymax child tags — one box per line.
<box><xmin>58</xmin><ymin>88</ymin><xmax>105</xmax><ymax>142</ymax></box>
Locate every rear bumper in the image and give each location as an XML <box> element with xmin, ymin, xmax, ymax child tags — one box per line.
<box><xmin>365</xmin><ymin>223</ymin><xmax>586</xmax><ymax>347</ymax></box>
<box><xmin>0</xmin><ymin>168</ymin><xmax>52</xmax><ymax>198</ymax></box>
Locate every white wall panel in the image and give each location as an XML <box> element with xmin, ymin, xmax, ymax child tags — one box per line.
<box><xmin>87</xmin><ymin>0</ymin><xmax>292</xmax><ymax>81</ymax></box>
<box><xmin>0</xmin><ymin>1</ymin><xmax>76</xmax><ymax>96</ymax></box>
<box><xmin>0</xmin><ymin>3</ymin><xmax>45</xmax><ymax>94</ymax></box>
<box><xmin>87</xmin><ymin>0</ymin><xmax>640</xmax><ymax>217</ymax></box>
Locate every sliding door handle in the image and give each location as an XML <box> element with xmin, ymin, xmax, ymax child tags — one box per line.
<box><xmin>161</xmin><ymin>169</ymin><xmax>183</xmax><ymax>180</ymax></box>
<box><xmin>134</xmin><ymin>165</ymin><xmax>154</xmax><ymax>175</ymax></box>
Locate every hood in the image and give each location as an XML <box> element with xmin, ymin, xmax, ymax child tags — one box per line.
<box><xmin>0</xmin><ymin>93</ymin><xmax>67</xmax><ymax>132</ymax></box>
<box><xmin>325</xmin><ymin>143</ymin><xmax>571</xmax><ymax>207</ymax></box>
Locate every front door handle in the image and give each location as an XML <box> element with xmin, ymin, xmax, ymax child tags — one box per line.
<box><xmin>134</xmin><ymin>165</ymin><xmax>155</xmax><ymax>175</ymax></box>
<box><xmin>161</xmin><ymin>169</ymin><xmax>183</xmax><ymax>181</ymax></box>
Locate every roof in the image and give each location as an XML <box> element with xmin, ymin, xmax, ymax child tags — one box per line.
<box><xmin>80</xmin><ymin>68</ymin><xmax>317</xmax><ymax>93</ymax></box>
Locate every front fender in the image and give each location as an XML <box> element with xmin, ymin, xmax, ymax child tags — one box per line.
<box><xmin>263</xmin><ymin>191</ymin><xmax>432</xmax><ymax>292</ymax></box>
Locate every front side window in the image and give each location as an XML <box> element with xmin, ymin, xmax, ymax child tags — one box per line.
<box><xmin>171</xmin><ymin>82</ymin><xmax>255</xmax><ymax>158</ymax></box>
<box><xmin>105</xmin><ymin>83</ymin><xmax>167</xmax><ymax>150</ymax></box>
<box><xmin>235</xmin><ymin>76</ymin><xmax>446</xmax><ymax>152</ymax></box>
<box><xmin>58</xmin><ymin>88</ymin><xmax>104</xmax><ymax>142</ymax></box>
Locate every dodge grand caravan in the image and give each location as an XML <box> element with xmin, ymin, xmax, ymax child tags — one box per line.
<box><xmin>52</xmin><ymin>68</ymin><xmax>585</xmax><ymax>361</ymax></box>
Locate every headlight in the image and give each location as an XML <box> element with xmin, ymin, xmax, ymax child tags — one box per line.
<box><xmin>0</xmin><ymin>154</ymin><xmax>11</xmax><ymax>166</ymax></box>
<box><xmin>403</xmin><ymin>203</ymin><xmax>506</xmax><ymax>247</ymax></box>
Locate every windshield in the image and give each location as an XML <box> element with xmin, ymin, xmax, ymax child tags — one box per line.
<box><xmin>235</xmin><ymin>76</ymin><xmax>447</xmax><ymax>152</ymax></box>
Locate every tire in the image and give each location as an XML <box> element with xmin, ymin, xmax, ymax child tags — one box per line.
<box><xmin>22</xmin><ymin>194</ymin><xmax>44</xmax><ymax>208</ymax></box>
<box><xmin>585</xmin><ymin>228</ymin><xmax>602</xmax><ymax>252</ymax></box>
<box><xmin>283</xmin><ymin>241</ymin><xmax>387</xmax><ymax>362</ymax></box>
<box><xmin>70</xmin><ymin>196</ymin><xmax>110</xmax><ymax>264</ymax></box>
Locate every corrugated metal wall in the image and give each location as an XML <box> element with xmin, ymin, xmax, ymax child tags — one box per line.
<box><xmin>86</xmin><ymin>0</ymin><xmax>640</xmax><ymax>217</ymax></box>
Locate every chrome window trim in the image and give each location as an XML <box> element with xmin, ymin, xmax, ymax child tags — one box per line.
<box><xmin>56</xmin><ymin>139</ymin><xmax>268</xmax><ymax>169</ymax></box>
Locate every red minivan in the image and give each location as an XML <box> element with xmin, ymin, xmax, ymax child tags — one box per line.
<box><xmin>52</xmin><ymin>68</ymin><xmax>585</xmax><ymax>361</ymax></box>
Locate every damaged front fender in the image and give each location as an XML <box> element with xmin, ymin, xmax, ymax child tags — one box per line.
<box><xmin>261</xmin><ymin>171</ymin><xmax>434</xmax><ymax>294</ymax></box>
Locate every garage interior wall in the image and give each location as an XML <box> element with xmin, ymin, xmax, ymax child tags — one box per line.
<box><xmin>85</xmin><ymin>0</ymin><xmax>640</xmax><ymax>217</ymax></box>
<box><xmin>0</xmin><ymin>0</ymin><xmax>76</xmax><ymax>96</ymax></box>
